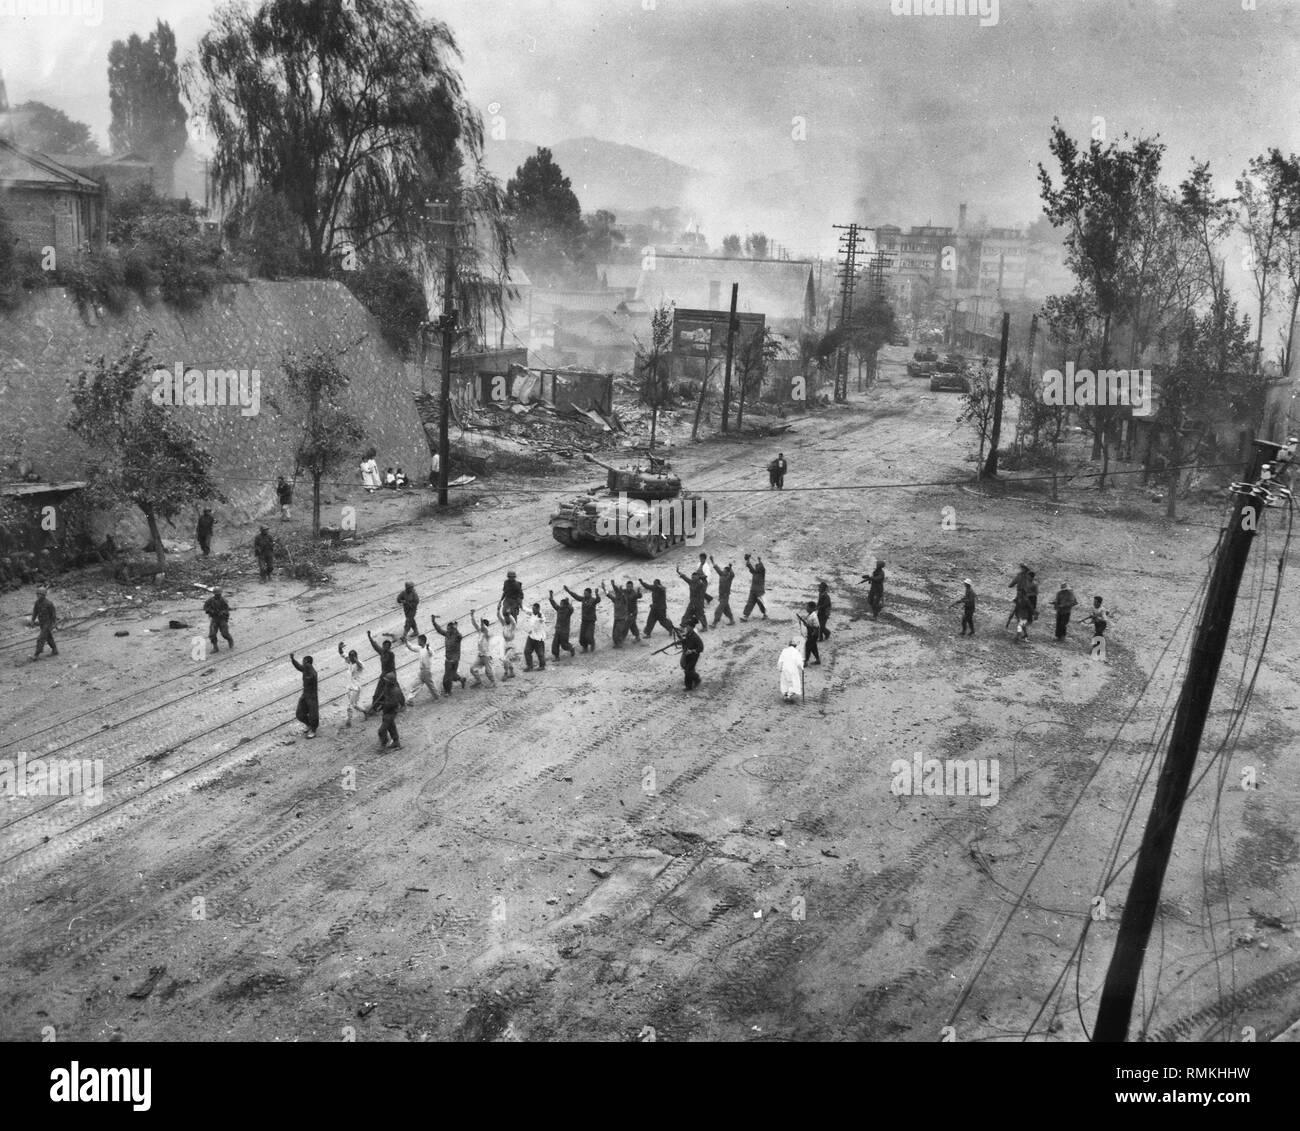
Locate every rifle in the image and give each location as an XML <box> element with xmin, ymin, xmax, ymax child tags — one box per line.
<box><xmin>651</xmin><ymin>632</ymin><xmax>685</xmax><ymax>656</ymax></box>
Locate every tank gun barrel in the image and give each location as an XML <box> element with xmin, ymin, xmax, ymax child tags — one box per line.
<box><xmin>582</xmin><ymin>453</ymin><xmax>620</xmax><ymax>473</ymax></box>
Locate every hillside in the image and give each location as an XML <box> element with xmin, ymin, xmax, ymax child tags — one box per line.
<box><xmin>482</xmin><ymin>135</ymin><xmax>698</xmax><ymax>213</ymax></box>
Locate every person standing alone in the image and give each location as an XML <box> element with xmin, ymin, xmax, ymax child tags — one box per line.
<box><xmin>276</xmin><ymin>476</ymin><xmax>293</xmax><ymax>521</ymax></box>
<box><xmin>253</xmin><ymin>526</ymin><xmax>275</xmax><ymax>582</ymax></box>
<box><xmin>196</xmin><ymin>508</ymin><xmax>215</xmax><ymax>557</ymax></box>
<box><xmin>29</xmin><ymin>586</ymin><xmax>59</xmax><ymax>660</ymax></box>
<box><xmin>952</xmin><ymin>579</ymin><xmax>976</xmax><ymax>636</ymax></box>
<box><xmin>203</xmin><ymin>585</ymin><xmax>234</xmax><ymax>651</ymax></box>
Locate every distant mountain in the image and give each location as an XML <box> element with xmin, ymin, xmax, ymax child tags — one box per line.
<box><xmin>481</xmin><ymin>135</ymin><xmax>698</xmax><ymax>214</ymax></box>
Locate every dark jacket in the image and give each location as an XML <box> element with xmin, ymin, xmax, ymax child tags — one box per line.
<box><xmin>746</xmin><ymin>560</ymin><xmax>766</xmax><ymax>594</ymax></box>
<box><xmin>549</xmin><ymin>596</ymin><xmax>574</xmax><ymax>634</ymax></box>
<box><xmin>32</xmin><ymin>596</ymin><xmax>56</xmax><ymax>627</ymax></box>
<box><xmin>197</xmin><ymin>513</ymin><xmax>215</xmax><ymax>538</ymax></box>
<box><xmin>432</xmin><ymin>621</ymin><xmax>462</xmax><ymax>663</ymax></box>
<box><xmin>253</xmin><ymin>531</ymin><xmax>274</xmax><ymax>560</ymax></box>
<box><xmin>640</xmin><ymin>581</ymin><xmax>667</xmax><ymax>612</ymax></box>
<box><xmin>398</xmin><ymin>587</ymin><xmax>419</xmax><ymax>614</ymax></box>
<box><xmin>203</xmin><ymin>594</ymin><xmax>230</xmax><ymax>622</ymax></box>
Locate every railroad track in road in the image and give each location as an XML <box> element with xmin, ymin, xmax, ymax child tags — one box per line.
<box><xmin>0</xmin><ymin>399</ymin><xmax>935</xmax><ymax>874</ymax></box>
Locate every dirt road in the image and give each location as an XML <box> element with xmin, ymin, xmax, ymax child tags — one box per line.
<box><xmin>3</xmin><ymin>347</ymin><xmax>1297</xmax><ymax>1042</ymax></box>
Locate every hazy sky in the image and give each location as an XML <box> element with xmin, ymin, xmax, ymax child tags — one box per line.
<box><xmin>3</xmin><ymin>0</ymin><xmax>1299</xmax><ymax>257</ymax></box>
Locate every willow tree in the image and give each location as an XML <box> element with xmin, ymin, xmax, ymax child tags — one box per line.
<box><xmin>192</xmin><ymin>0</ymin><xmax>512</xmax><ymax>334</ymax></box>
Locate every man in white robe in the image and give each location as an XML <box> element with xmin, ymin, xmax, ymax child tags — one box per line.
<box><xmin>778</xmin><ymin>637</ymin><xmax>804</xmax><ymax>703</ymax></box>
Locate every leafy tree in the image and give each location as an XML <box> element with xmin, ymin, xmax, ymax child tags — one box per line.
<box><xmin>583</xmin><ymin>209</ymin><xmax>623</xmax><ymax>264</ymax></box>
<box><xmin>1153</xmin><ymin>303</ymin><xmax>1255</xmax><ymax>518</ymax></box>
<box><xmin>1237</xmin><ymin>149</ymin><xmax>1300</xmax><ymax>375</ymax></box>
<box><xmin>958</xmin><ymin>359</ymin><xmax>998</xmax><ymax>468</ymax></box>
<box><xmin>193</xmin><ymin>0</ymin><xmax>508</xmax><ymax>297</ymax></box>
<box><xmin>721</xmin><ymin>234</ymin><xmax>742</xmax><ymax>258</ymax></box>
<box><xmin>281</xmin><ymin>341</ymin><xmax>366</xmax><ymax>536</ymax></box>
<box><xmin>636</xmin><ymin>302</ymin><xmax>674</xmax><ymax>450</ymax></box>
<box><xmin>744</xmin><ymin>232</ymin><xmax>769</xmax><ymax>259</ymax></box>
<box><xmin>108</xmin><ymin>21</ymin><xmax>188</xmax><ymax>194</ymax></box>
<box><xmin>108</xmin><ymin>184</ymin><xmax>227</xmax><ymax>306</ymax></box>
<box><xmin>506</xmin><ymin>147</ymin><xmax>586</xmax><ymax>284</ymax></box>
<box><xmin>735</xmin><ymin>328</ymin><xmax>782</xmax><ymax>429</ymax></box>
<box><xmin>1038</xmin><ymin>121</ymin><xmax>1166</xmax><ymax>486</ymax></box>
<box><xmin>10</xmin><ymin>100</ymin><xmax>100</xmax><ymax>156</ymax></box>
<box><xmin>223</xmin><ymin>188</ymin><xmax>306</xmax><ymax>279</ymax></box>
<box><xmin>343</xmin><ymin>256</ymin><xmax>428</xmax><ymax>357</ymax></box>
<box><xmin>66</xmin><ymin>331</ymin><xmax>225</xmax><ymax>571</ymax></box>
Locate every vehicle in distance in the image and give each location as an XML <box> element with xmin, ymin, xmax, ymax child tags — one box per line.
<box><xmin>930</xmin><ymin>369</ymin><xmax>971</xmax><ymax>393</ymax></box>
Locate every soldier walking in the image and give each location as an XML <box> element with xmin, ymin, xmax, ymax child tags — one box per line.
<box><xmin>710</xmin><ymin>557</ymin><xmax>736</xmax><ymax>627</ymax></box>
<box><xmin>1026</xmin><ymin>570</ymin><xmax>1040</xmax><ymax>623</ymax></box>
<box><xmin>564</xmin><ymin>585</ymin><xmax>602</xmax><ymax>652</ymax></box>
<box><xmin>289</xmin><ymin>652</ymin><xmax>318</xmax><ymax>738</ymax></box>
<box><xmin>816</xmin><ymin>580</ymin><xmax>833</xmax><ymax>639</ymax></box>
<box><xmin>862</xmin><ymin>561</ymin><xmax>885</xmax><ymax>618</ymax></box>
<box><xmin>203</xmin><ymin>585</ymin><xmax>234</xmax><ymax>651</ymax></box>
<box><xmin>29</xmin><ymin>586</ymin><xmax>59</xmax><ymax>660</ymax></box>
<box><xmin>548</xmin><ymin>591</ymin><xmax>576</xmax><ymax>659</ymax></box>
<box><xmin>798</xmin><ymin>601</ymin><xmax>821</xmax><ymax>665</ymax></box>
<box><xmin>196</xmin><ymin>508</ymin><xmax>215</xmax><ymax>557</ymax></box>
<box><xmin>397</xmin><ymin>581</ymin><xmax>420</xmax><ymax>639</ymax></box>
<box><xmin>253</xmin><ymin>525</ymin><xmax>275</xmax><ymax>582</ymax></box>
<box><xmin>403</xmin><ymin>634</ymin><xmax>440</xmax><ymax>701</ymax></box>
<box><xmin>375</xmin><ymin>672</ymin><xmax>404</xmax><ymax>750</ymax></box>
<box><xmin>430</xmin><ymin>614</ymin><xmax>469</xmax><ymax>691</ymax></box>
<box><xmin>680</xmin><ymin>616</ymin><xmax>704</xmax><ymax>690</ymax></box>
<box><xmin>523</xmin><ymin>603</ymin><xmax>547</xmax><ymax>671</ymax></box>
<box><xmin>1050</xmin><ymin>581</ymin><xmax>1078</xmax><ymax>640</ymax></box>
<box><xmin>952</xmin><ymin>579</ymin><xmax>976</xmax><ymax>636</ymax></box>
<box><xmin>741</xmin><ymin>553</ymin><xmax>768</xmax><ymax>619</ymax></box>
<box><xmin>501</xmin><ymin>571</ymin><xmax>524</xmax><ymax>621</ymax></box>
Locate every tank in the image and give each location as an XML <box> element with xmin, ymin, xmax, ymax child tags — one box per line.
<box><xmin>550</xmin><ymin>453</ymin><xmax>708</xmax><ymax>558</ymax></box>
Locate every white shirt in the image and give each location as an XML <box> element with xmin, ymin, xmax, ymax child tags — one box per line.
<box><xmin>525</xmin><ymin>612</ymin><xmax>547</xmax><ymax>641</ymax></box>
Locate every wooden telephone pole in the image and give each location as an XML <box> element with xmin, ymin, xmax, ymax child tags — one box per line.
<box><xmin>832</xmin><ymin>223</ymin><xmax>866</xmax><ymax>403</ymax></box>
<box><xmin>425</xmin><ymin>200</ymin><xmax>461</xmax><ymax>506</ymax></box>
<box><xmin>1093</xmin><ymin>437</ymin><xmax>1295</xmax><ymax>1041</ymax></box>
<box><xmin>720</xmin><ymin>283</ymin><xmax>739</xmax><ymax>433</ymax></box>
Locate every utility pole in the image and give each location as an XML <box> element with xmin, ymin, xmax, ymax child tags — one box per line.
<box><xmin>1094</xmin><ymin>437</ymin><xmax>1295</xmax><ymax>1042</ymax></box>
<box><xmin>721</xmin><ymin>283</ymin><xmax>739</xmax><ymax>433</ymax></box>
<box><xmin>832</xmin><ymin>222</ymin><xmax>867</xmax><ymax>403</ymax></box>
<box><xmin>425</xmin><ymin>200</ymin><xmax>460</xmax><ymax>506</ymax></box>
<box><xmin>981</xmin><ymin>312</ymin><xmax>1010</xmax><ymax>478</ymax></box>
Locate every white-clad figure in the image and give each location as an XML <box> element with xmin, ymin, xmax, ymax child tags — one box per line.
<box><xmin>778</xmin><ymin>636</ymin><xmax>805</xmax><ymax>703</ymax></box>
